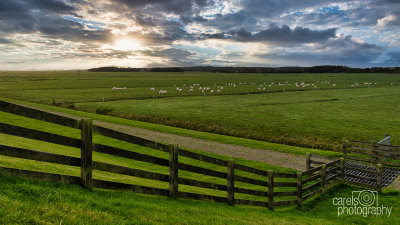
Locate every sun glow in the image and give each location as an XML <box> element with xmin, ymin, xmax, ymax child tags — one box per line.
<box><xmin>112</xmin><ymin>38</ymin><xmax>141</xmax><ymax>51</ymax></box>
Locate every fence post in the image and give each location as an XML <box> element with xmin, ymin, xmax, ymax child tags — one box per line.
<box><xmin>306</xmin><ymin>152</ymin><xmax>311</xmax><ymax>170</ymax></box>
<box><xmin>376</xmin><ymin>163</ymin><xmax>382</xmax><ymax>192</ymax></box>
<box><xmin>321</xmin><ymin>164</ymin><xmax>326</xmax><ymax>195</ymax></box>
<box><xmin>296</xmin><ymin>172</ymin><xmax>303</xmax><ymax>207</ymax></box>
<box><xmin>227</xmin><ymin>159</ymin><xmax>235</xmax><ymax>205</ymax></box>
<box><xmin>169</xmin><ymin>144</ymin><xmax>179</xmax><ymax>198</ymax></box>
<box><xmin>267</xmin><ymin>170</ymin><xmax>274</xmax><ymax>211</ymax></box>
<box><xmin>80</xmin><ymin>119</ymin><xmax>93</xmax><ymax>188</ymax></box>
<box><xmin>343</xmin><ymin>140</ymin><xmax>347</xmax><ymax>158</ymax></box>
<box><xmin>340</xmin><ymin>157</ymin><xmax>345</xmax><ymax>183</ymax></box>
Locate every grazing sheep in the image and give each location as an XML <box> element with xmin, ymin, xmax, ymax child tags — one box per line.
<box><xmin>210</xmin><ymin>90</ymin><xmax>214</xmax><ymax>93</ymax></box>
<box><xmin>159</xmin><ymin>90</ymin><xmax>167</xmax><ymax>95</ymax></box>
<box><xmin>150</xmin><ymin>87</ymin><xmax>155</xmax><ymax>91</ymax></box>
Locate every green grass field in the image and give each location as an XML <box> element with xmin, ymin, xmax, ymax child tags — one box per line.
<box><xmin>1</xmin><ymin>71</ymin><xmax>399</xmax><ymax>151</ymax></box>
<box><xmin>1</xmin><ymin>174</ymin><xmax>399</xmax><ymax>225</ymax></box>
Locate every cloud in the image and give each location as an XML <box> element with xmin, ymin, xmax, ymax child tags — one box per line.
<box><xmin>0</xmin><ymin>0</ymin><xmax>79</xmax><ymax>33</ymax></box>
<box><xmin>255</xmin><ymin>35</ymin><xmax>384</xmax><ymax>66</ymax></box>
<box><xmin>109</xmin><ymin>0</ymin><xmax>215</xmax><ymax>14</ymax></box>
<box><xmin>377</xmin><ymin>15</ymin><xmax>399</xmax><ymax>27</ymax></box>
<box><xmin>385</xmin><ymin>51</ymin><xmax>400</xmax><ymax>63</ymax></box>
<box><xmin>205</xmin><ymin>24</ymin><xmax>337</xmax><ymax>44</ymax></box>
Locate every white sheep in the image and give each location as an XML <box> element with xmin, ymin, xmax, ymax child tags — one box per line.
<box><xmin>150</xmin><ymin>87</ymin><xmax>155</xmax><ymax>91</ymax></box>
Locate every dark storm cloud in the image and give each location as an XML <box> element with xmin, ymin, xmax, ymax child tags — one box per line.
<box><xmin>0</xmin><ymin>0</ymin><xmax>79</xmax><ymax>33</ymax></box>
<box><xmin>37</xmin><ymin>15</ymin><xmax>112</xmax><ymax>42</ymax></box>
<box><xmin>255</xmin><ymin>35</ymin><xmax>384</xmax><ymax>66</ymax></box>
<box><xmin>109</xmin><ymin>0</ymin><xmax>214</xmax><ymax>14</ymax></box>
<box><xmin>205</xmin><ymin>25</ymin><xmax>336</xmax><ymax>44</ymax></box>
<box><xmin>386</xmin><ymin>51</ymin><xmax>400</xmax><ymax>63</ymax></box>
<box><xmin>0</xmin><ymin>0</ymin><xmax>113</xmax><ymax>43</ymax></box>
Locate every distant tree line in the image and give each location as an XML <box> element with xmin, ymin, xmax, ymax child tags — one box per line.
<box><xmin>88</xmin><ymin>66</ymin><xmax>400</xmax><ymax>73</ymax></box>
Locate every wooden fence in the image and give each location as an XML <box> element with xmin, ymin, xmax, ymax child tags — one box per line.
<box><xmin>0</xmin><ymin>100</ymin><xmax>344</xmax><ymax>209</ymax></box>
<box><xmin>343</xmin><ymin>140</ymin><xmax>400</xmax><ymax>167</ymax></box>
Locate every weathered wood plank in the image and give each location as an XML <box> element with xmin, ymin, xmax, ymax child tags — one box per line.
<box><xmin>302</xmin><ymin>165</ymin><xmax>322</xmax><ymax>176</ymax></box>
<box><xmin>326</xmin><ymin>173</ymin><xmax>340</xmax><ymax>182</ymax></box>
<box><xmin>0</xmin><ymin>144</ymin><xmax>81</xmax><ymax>167</ymax></box>
<box><xmin>297</xmin><ymin>172</ymin><xmax>302</xmax><ymax>207</ymax></box>
<box><xmin>303</xmin><ymin>173</ymin><xmax>321</xmax><ymax>184</ymax></box>
<box><xmin>303</xmin><ymin>188</ymin><xmax>321</xmax><ymax>201</ymax></box>
<box><xmin>302</xmin><ymin>181</ymin><xmax>321</xmax><ymax>193</ymax></box>
<box><xmin>321</xmin><ymin>164</ymin><xmax>326</xmax><ymax>194</ymax></box>
<box><xmin>376</xmin><ymin>163</ymin><xmax>382</xmax><ymax>190</ymax></box>
<box><xmin>0</xmin><ymin>122</ymin><xmax>81</xmax><ymax>148</ymax></box>
<box><xmin>235</xmin><ymin>175</ymin><xmax>268</xmax><ymax>186</ymax></box>
<box><xmin>169</xmin><ymin>144</ymin><xmax>178</xmax><ymax>198</ymax></box>
<box><xmin>306</xmin><ymin>152</ymin><xmax>311</xmax><ymax>170</ymax></box>
<box><xmin>92</xmin><ymin>179</ymin><xmax>169</xmax><ymax>196</ymax></box>
<box><xmin>344</xmin><ymin>155</ymin><xmax>377</xmax><ymax>164</ymax></box>
<box><xmin>234</xmin><ymin>164</ymin><xmax>267</xmax><ymax>176</ymax></box>
<box><xmin>0</xmin><ymin>100</ymin><xmax>79</xmax><ymax>128</ymax></box>
<box><xmin>274</xmin><ymin>182</ymin><xmax>297</xmax><ymax>187</ymax></box>
<box><xmin>80</xmin><ymin>119</ymin><xmax>92</xmax><ymax>188</ymax></box>
<box><xmin>234</xmin><ymin>199</ymin><xmax>268</xmax><ymax>207</ymax></box>
<box><xmin>325</xmin><ymin>166</ymin><xmax>340</xmax><ymax>176</ymax></box>
<box><xmin>178</xmin><ymin>149</ymin><xmax>227</xmax><ymax>166</ymax></box>
<box><xmin>92</xmin><ymin>124</ymin><xmax>169</xmax><ymax>152</ymax></box>
<box><xmin>326</xmin><ymin>159</ymin><xmax>341</xmax><ymax>167</ymax></box>
<box><xmin>93</xmin><ymin>161</ymin><xmax>169</xmax><ymax>182</ymax></box>
<box><xmin>92</xmin><ymin>143</ymin><xmax>169</xmax><ymax>167</ymax></box>
<box><xmin>234</xmin><ymin>187</ymin><xmax>267</xmax><ymax>196</ymax></box>
<box><xmin>178</xmin><ymin>177</ymin><xmax>227</xmax><ymax>191</ymax></box>
<box><xmin>274</xmin><ymin>191</ymin><xmax>297</xmax><ymax>197</ymax></box>
<box><xmin>0</xmin><ymin>166</ymin><xmax>81</xmax><ymax>184</ymax></box>
<box><xmin>267</xmin><ymin>170</ymin><xmax>274</xmax><ymax>211</ymax></box>
<box><xmin>178</xmin><ymin>163</ymin><xmax>227</xmax><ymax>179</ymax></box>
<box><xmin>227</xmin><ymin>159</ymin><xmax>234</xmax><ymax>205</ymax></box>
<box><xmin>177</xmin><ymin>191</ymin><xmax>227</xmax><ymax>203</ymax></box>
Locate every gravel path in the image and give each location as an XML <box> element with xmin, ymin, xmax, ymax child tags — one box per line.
<box><xmin>93</xmin><ymin>121</ymin><xmax>306</xmax><ymax>171</ymax></box>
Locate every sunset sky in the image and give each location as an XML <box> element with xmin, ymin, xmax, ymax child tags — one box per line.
<box><xmin>0</xmin><ymin>0</ymin><xmax>399</xmax><ymax>70</ymax></box>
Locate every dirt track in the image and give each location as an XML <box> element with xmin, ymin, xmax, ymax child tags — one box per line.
<box><xmin>93</xmin><ymin>121</ymin><xmax>306</xmax><ymax>170</ymax></box>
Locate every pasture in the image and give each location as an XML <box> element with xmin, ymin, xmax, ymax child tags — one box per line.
<box><xmin>1</xmin><ymin>71</ymin><xmax>400</xmax><ymax>224</ymax></box>
<box><xmin>0</xmin><ymin>71</ymin><xmax>398</xmax><ymax>151</ymax></box>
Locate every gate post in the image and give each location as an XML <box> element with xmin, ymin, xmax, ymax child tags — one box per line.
<box><xmin>80</xmin><ymin>119</ymin><xmax>93</xmax><ymax>188</ymax></box>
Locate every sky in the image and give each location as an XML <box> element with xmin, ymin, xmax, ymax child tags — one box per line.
<box><xmin>0</xmin><ymin>0</ymin><xmax>399</xmax><ymax>70</ymax></box>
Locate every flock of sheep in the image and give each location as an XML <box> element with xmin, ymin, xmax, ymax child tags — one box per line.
<box><xmin>111</xmin><ymin>81</ymin><xmax>381</xmax><ymax>96</ymax></box>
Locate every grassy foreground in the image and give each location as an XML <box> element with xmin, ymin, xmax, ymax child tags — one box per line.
<box><xmin>1</xmin><ymin>174</ymin><xmax>399</xmax><ymax>225</ymax></box>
